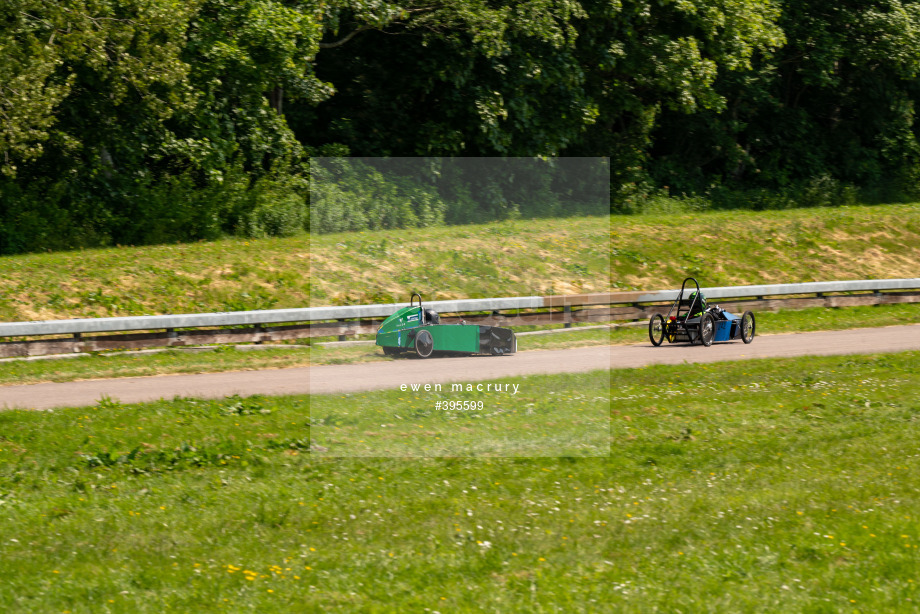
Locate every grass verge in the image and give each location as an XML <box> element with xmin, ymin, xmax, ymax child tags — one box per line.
<box><xmin>1</xmin><ymin>352</ymin><xmax>919</xmax><ymax>610</ymax></box>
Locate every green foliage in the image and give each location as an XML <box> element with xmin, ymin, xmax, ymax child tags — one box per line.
<box><xmin>301</xmin><ymin>0</ymin><xmax>597</xmax><ymax>156</ymax></box>
<box><xmin>235</xmin><ymin>172</ymin><xmax>309</xmax><ymax>238</ymax></box>
<box><xmin>648</xmin><ymin>0</ymin><xmax>920</xmax><ymax>199</ymax></box>
<box><xmin>310</xmin><ymin>157</ymin><xmax>608</xmax><ymax>232</ymax></box>
<box><xmin>0</xmin><ymin>0</ymin><xmax>316</xmax><ymax>253</ymax></box>
<box><xmin>0</xmin><ymin>2</ymin><xmax>74</xmax><ymax>175</ymax></box>
<box><xmin>0</xmin><ymin>162</ymin><xmax>309</xmax><ymax>253</ymax></box>
<box><xmin>310</xmin><ymin>158</ymin><xmax>449</xmax><ymax>232</ymax></box>
<box><xmin>3</xmin><ymin>0</ymin><xmax>920</xmax><ymax>253</ymax></box>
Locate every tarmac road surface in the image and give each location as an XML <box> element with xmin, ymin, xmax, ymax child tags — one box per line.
<box><xmin>1</xmin><ymin>324</ymin><xmax>918</xmax><ymax>411</ymax></box>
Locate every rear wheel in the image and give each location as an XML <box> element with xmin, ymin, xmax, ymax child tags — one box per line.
<box><xmin>414</xmin><ymin>329</ymin><xmax>434</xmax><ymax>358</ymax></box>
<box><xmin>700</xmin><ymin>313</ymin><xmax>715</xmax><ymax>347</ymax></box>
<box><xmin>741</xmin><ymin>311</ymin><xmax>755</xmax><ymax>344</ymax></box>
<box><xmin>649</xmin><ymin>314</ymin><xmax>665</xmax><ymax>346</ymax></box>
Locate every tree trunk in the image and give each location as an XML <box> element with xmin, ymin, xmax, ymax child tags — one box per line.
<box><xmin>270</xmin><ymin>86</ymin><xmax>283</xmax><ymax>115</ymax></box>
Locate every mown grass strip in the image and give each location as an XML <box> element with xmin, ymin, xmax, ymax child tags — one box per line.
<box><xmin>0</xmin><ymin>352</ymin><xmax>918</xmax><ymax>611</ymax></box>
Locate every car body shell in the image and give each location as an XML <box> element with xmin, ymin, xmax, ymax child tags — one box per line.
<box><xmin>375</xmin><ymin>297</ymin><xmax>516</xmax><ymax>358</ymax></box>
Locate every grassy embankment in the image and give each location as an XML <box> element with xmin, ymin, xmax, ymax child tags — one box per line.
<box><xmin>1</xmin><ymin>352</ymin><xmax>919</xmax><ymax>611</ymax></box>
<box><xmin>0</xmin><ymin>203</ymin><xmax>917</xmax><ymax>384</ymax></box>
<box><xmin>1</xmin><ymin>203</ymin><xmax>918</xmax><ymax>321</ymax></box>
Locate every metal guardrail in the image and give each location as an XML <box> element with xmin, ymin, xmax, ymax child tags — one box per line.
<box><xmin>0</xmin><ymin>308</ymin><xmax>322</xmax><ymax>338</ymax></box>
<box><xmin>0</xmin><ymin>278</ymin><xmax>918</xmax><ymax>357</ymax></box>
<box><xmin>622</xmin><ymin>278</ymin><xmax>920</xmax><ymax>303</ymax></box>
<box><xmin>3</xmin><ymin>278</ymin><xmax>918</xmax><ymax>338</ymax></box>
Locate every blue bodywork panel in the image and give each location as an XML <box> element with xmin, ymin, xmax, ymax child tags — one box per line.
<box><xmin>713</xmin><ymin>319</ymin><xmax>733</xmax><ymax>342</ymax></box>
<box><xmin>713</xmin><ymin>310</ymin><xmax>741</xmax><ymax>342</ymax></box>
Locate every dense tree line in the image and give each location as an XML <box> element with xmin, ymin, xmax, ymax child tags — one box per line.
<box><xmin>310</xmin><ymin>157</ymin><xmax>610</xmax><ymax>232</ymax></box>
<box><xmin>2</xmin><ymin>0</ymin><xmax>919</xmax><ymax>251</ymax></box>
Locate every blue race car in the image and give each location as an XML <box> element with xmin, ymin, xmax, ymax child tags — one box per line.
<box><xmin>648</xmin><ymin>277</ymin><xmax>755</xmax><ymax>347</ymax></box>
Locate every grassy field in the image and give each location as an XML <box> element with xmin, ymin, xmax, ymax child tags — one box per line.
<box><xmin>310</xmin><ymin>370</ymin><xmax>610</xmax><ymax>457</ymax></box>
<box><xmin>0</xmin><ymin>301</ymin><xmax>917</xmax><ymax>386</ymax></box>
<box><xmin>0</xmin><ymin>203</ymin><xmax>917</xmax><ymax>323</ymax></box>
<box><xmin>1</xmin><ymin>352</ymin><xmax>919</xmax><ymax>611</ymax></box>
<box><xmin>1</xmin><ymin>203</ymin><xmax>917</xmax><ymax>610</ymax></box>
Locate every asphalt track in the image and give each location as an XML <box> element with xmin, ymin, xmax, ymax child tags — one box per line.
<box><xmin>1</xmin><ymin>324</ymin><xmax>918</xmax><ymax>411</ymax></box>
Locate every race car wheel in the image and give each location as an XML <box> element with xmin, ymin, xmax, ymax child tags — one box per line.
<box><xmin>649</xmin><ymin>314</ymin><xmax>665</xmax><ymax>347</ymax></box>
<box><xmin>741</xmin><ymin>311</ymin><xmax>755</xmax><ymax>344</ymax></box>
<box><xmin>414</xmin><ymin>329</ymin><xmax>434</xmax><ymax>358</ymax></box>
<box><xmin>700</xmin><ymin>313</ymin><xmax>715</xmax><ymax>347</ymax></box>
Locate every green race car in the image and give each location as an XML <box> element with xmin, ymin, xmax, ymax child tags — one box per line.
<box><xmin>375</xmin><ymin>293</ymin><xmax>516</xmax><ymax>358</ymax></box>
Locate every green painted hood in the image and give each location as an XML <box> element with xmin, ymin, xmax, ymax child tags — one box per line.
<box><xmin>377</xmin><ymin>305</ymin><xmax>423</xmax><ymax>334</ymax></box>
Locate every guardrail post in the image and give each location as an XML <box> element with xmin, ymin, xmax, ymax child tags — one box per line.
<box><xmin>167</xmin><ymin>328</ymin><xmax>178</xmax><ymax>346</ymax></box>
<box><xmin>563</xmin><ymin>305</ymin><xmax>572</xmax><ymax>328</ymax></box>
<box><xmin>338</xmin><ymin>319</ymin><xmax>347</xmax><ymax>342</ymax></box>
<box><xmin>73</xmin><ymin>332</ymin><xmax>82</xmax><ymax>353</ymax></box>
<box><xmin>255</xmin><ymin>323</ymin><xmax>264</xmax><ymax>345</ymax></box>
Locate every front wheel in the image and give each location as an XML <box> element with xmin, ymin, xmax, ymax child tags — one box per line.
<box><xmin>649</xmin><ymin>314</ymin><xmax>665</xmax><ymax>346</ymax></box>
<box><xmin>700</xmin><ymin>313</ymin><xmax>715</xmax><ymax>347</ymax></box>
<box><xmin>741</xmin><ymin>311</ymin><xmax>755</xmax><ymax>344</ymax></box>
<box><xmin>414</xmin><ymin>329</ymin><xmax>434</xmax><ymax>358</ymax></box>
<box><xmin>382</xmin><ymin>346</ymin><xmax>401</xmax><ymax>356</ymax></box>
